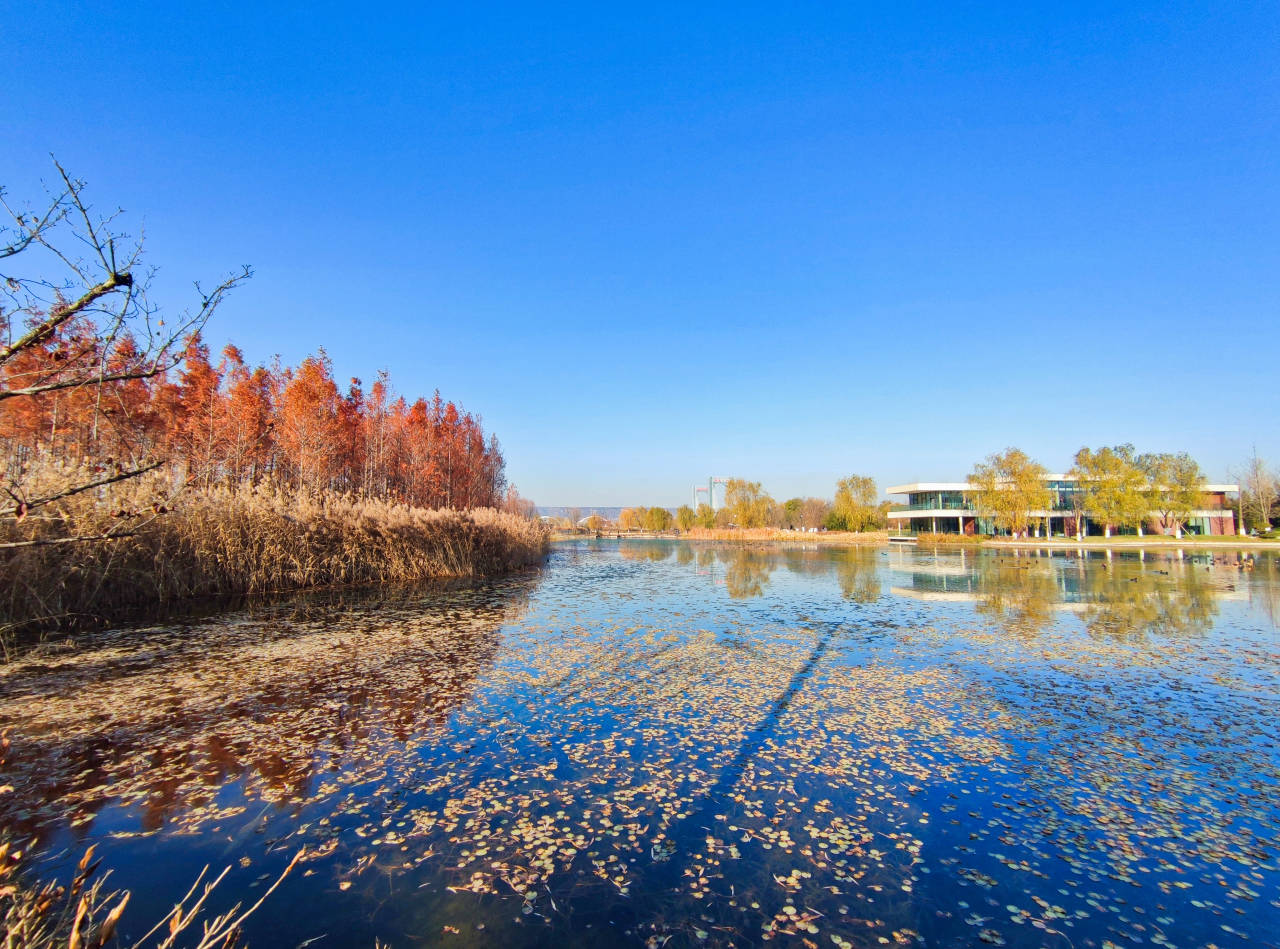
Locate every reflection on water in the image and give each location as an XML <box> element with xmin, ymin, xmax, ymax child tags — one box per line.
<box><xmin>0</xmin><ymin>580</ymin><xmax>535</xmax><ymax>843</ymax></box>
<box><xmin>1</xmin><ymin>541</ymin><xmax>1277</xmax><ymax>948</ymax></box>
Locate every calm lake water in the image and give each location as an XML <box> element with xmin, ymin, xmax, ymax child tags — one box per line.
<box><xmin>2</xmin><ymin>540</ymin><xmax>1277</xmax><ymax>948</ymax></box>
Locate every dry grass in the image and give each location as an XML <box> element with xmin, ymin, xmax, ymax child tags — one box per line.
<box><xmin>0</xmin><ymin>834</ymin><xmax>300</xmax><ymax>949</ymax></box>
<box><xmin>911</xmin><ymin>531</ymin><xmax>988</xmax><ymax>547</ymax></box>
<box><xmin>1</xmin><ymin>461</ymin><xmax>548</xmax><ymax>644</ymax></box>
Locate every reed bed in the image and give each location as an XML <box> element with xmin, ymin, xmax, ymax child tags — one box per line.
<box><xmin>911</xmin><ymin>531</ymin><xmax>988</xmax><ymax>546</ymax></box>
<box><xmin>1</xmin><ymin>463</ymin><xmax>548</xmax><ymax>642</ymax></box>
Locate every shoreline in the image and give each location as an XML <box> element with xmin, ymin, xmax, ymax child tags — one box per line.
<box><xmin>551</xmin><ymin>530</ymin><xmax>1279</xmax><ymax>552</ymax></box>
<box><xmin>978</xmin><ymin>536</ymin><xmax>1278</xmax><ymax>551</ymax></box>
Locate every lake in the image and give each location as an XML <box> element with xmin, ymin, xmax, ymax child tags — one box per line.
<box><xmin>2</xmin><ymin>540</ymin><xmax>1277</xmax><ymax>947</ymax></box>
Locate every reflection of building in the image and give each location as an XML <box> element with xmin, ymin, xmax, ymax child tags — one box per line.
<box><xmin>882</xmin><ymin>546</ymin><xmax>1244</xmax><ymax>637</ymax></box>
<box><xmin>886</xmin><ymin>478</ymin><xmax>1238</xmax><ymax>536</ymax></box>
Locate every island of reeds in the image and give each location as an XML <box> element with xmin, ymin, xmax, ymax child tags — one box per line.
<box><xmin>1</xmin><ymin>168</ymin><xmax>547</xmax><ymax>644</ymax></box>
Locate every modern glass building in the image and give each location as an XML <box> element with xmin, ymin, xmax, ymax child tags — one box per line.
<box><xmin>886</xmin><ymin>477</ymin><xmax>1238</xmax><ymax>537</ymax></box>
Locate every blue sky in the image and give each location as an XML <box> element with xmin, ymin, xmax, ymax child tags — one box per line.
<box><xmin>6</xmin><ymin>1</ymin><xmax>1277</xmax><ymax>505</ymax></box>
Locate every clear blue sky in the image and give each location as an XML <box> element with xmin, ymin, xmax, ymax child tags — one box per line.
<box><xmin>6</xmin><ymin>1</ymin><xmax>1277</xmax><ymax>506</ymax></box>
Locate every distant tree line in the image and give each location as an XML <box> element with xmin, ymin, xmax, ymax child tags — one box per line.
<box><xmin>2</xmin><ymin>337</ymin><xmax>511</xmax><ymax>509</ymax></box>
<box><xmin>596</xmin><ymin>475</ymin><xmax>889</xmax><ymax>534</ymax></box>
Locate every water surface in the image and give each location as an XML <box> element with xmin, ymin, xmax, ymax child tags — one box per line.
<box><xmin>2</xmin><ymin>541</ymin><xmax>1277</xmax><ymax>948</ymax></box>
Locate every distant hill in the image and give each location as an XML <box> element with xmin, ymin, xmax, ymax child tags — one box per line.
<box><xmin>537</xmin><ymin>506</ymin><xmax>625</xmax><ymax>521</ymax></box>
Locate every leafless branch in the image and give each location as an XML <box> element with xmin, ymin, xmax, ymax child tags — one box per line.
<box><xmin>1</xmin><ymin>460</ymin><xmax>162</xmax><ymax>517</ymax></box>
<box><xmin>0</xmin><ymin>530</ymin><xmax>138</xmax><ymax>549</ymax></box>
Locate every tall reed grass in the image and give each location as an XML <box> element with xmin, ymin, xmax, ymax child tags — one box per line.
<box><xmin>911</xmin><ymin>531</ymin><xmax>987</xmax><ymax>546</ymax></box>
<box><xmin>1</xmin><ymin>462</ymin><xmax>548</xmax><ymax>643</ymax></box>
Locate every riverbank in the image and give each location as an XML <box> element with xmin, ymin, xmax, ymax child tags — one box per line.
<box><xmin>2</xmin><ymin>479</ymin><xmax>548</xmax><ymax>644</ymax></box>
<box><xmin>918</xmin><ymin>532</ymin><xmax>1279</xmax><ymax>552</ymax></box>
<box><xmin>552</xmin><ymin>528</ymin><xmax>1279</xmax><ymax>554</ymax></box>
<box><xmin>553</xmin><ymin>527</ymin><xmax>890</xmax><ymax>544</ymax></box>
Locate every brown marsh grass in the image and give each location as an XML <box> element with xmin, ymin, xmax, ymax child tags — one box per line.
<box><xmin>911</xmin><ymin>531</ymin><xmax>988</xmax><ymax>547</ymax></box>
<box><xmin>1</xmin><ymin>462</ymin><xmax>548</xmax><ymax>644</ymax></box>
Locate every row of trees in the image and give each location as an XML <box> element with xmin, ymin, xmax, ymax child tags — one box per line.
<box><xmin>970</xmin><ymin>445</ymin><xmax>1221</xmax><ymax>538</ymax></box>
<box><xmin>600</xmin><ymin>447</ymin><xmax>1277</xmax><ymax>539</ymax></box>
<box><xmin>1</xmin><ymin>164</ymin><xmax>512</xmax><ymax>518</ymax></box>
<box><xmin>611</xmin><ymin>476</ymin><xmax>889</xmax><ymax>533</ymax></box>
<box><xmin>2</xmin><ymin>333</ymin><xmax>511</xmax><ymax>509</ymax></box>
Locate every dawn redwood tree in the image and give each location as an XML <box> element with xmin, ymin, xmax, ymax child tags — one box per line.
<box><xmin>220</xmin><ymin>346</ymin><xmax>274</xmax><ymax>483</ymax></box>
<box><xmin>276</xmin><ymin>353</ymin><xmax>343</xmax><ymax>491</ymax></box>
<box><xmin>0</xmin><ymin>162</ymin><xmax>248</xmax><ymax>541</ymax></box>
<box><xmin>1</xmin><ymin>165</ymin><xmax>514</xmax><ymax>532</ymax></box>
<box><xmin>175</xmin><ymin>337</ymin><xmax>226</xmax><ymax>489</ymax></box>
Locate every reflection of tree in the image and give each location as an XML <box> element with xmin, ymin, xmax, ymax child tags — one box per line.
<box><xmin>0</xmin><ymin>578</ymin><xmax>535</xmax><ymax>842</ymax></box>
<box><xmin>720</xmin><ymin>548</ymin><xmax>775</xmax><ymax>599</ymax></box>
<box><xmin>974</xmin><ymin>557</ymin><xmax>1059</xmax><ymax>635</ymax></box>
<box><xmin>969</xmin><ymin>553</ymin><xmax>1223</xmax><ymax>639</ymax></box>
<box><xmin>619</xmin><ymin>541</ymin><xmax>673</xmax><ymax>562</ymax></box>
<box><xmin>833</xmin><ymin>548</ymin><xmax>882</xmax><ymax>603</ymax></box>
<box><xmin>675</xmin><ymin>544</ymin><xmax>695</xmax><ymax>566</ymax></box>
<box><xmin>1246</xmin><ymin>556</ymin><xmax>1280</xmax><ymax>628</ymax></box>
<box><xmin>1082</xmin><ymin>560</ymin><xmax>1217</xmax><ymax>639</ymax></box>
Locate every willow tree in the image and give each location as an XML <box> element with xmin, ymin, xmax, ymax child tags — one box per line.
<box><xmin>832</xmin><ymin>475</ymin><xmax>879</xmax><ymax>532</ymax></box>
<box><xmin>644</xmin><ymin>506</ymin><xmax>672</xmax><ymax>531</ymax></box>
<box><xmin>694</xmin><ymin>502</ymin><xmax>715</xmax><ymax>528</ymax></box>
<box><xmin>1137</xmin><ymin>451</ymin><xmax>1205</xmax><ymax>537</ymax></box>
<box><xmin>1070</xmin><ymin>444</ymin><xmax>1149</xmax><ymax>537</ymax></box>
<box><xmin>724</xmin><ymin>478</ymin><xmax>773</xmax><ymax>528</ymax></box>
<box><xmin>969</xmin><ymin>448</ymin><xmax>1052</xmax><ymax>538</ymax></box>
<box><xmin>617</xmin><ymin>507</ymin><xmax>644</xmax><ymax>531</ymax></box>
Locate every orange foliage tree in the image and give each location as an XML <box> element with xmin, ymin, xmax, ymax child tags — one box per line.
<box><xmin>1</xmin><ymin>166</ymin><xmax>510</xmax><ymax>532</ymax></box>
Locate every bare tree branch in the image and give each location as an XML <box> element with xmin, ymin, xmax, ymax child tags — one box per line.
<box><xmin>0</xmin><ymin>530</ymin><xmax>138</xmax><ymax>549</ymax></box>
<box><xmin>0</xmin><ymin>270</ymin><xmax>132</xmax><ymax>367</ymax></box>
<box><xmin>1</xmin><ymin>460</ymin><xmax>163</xmax><ymax>517</ymax></box>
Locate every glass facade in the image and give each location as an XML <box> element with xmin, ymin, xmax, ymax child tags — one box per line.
<box><xmin>905</xmin><ymin>491</ymin><xmax>972</xmax><ymax>510</ymax></box>
<box><xmin>890</xmin><ymin>481</ymin><xmax>1236</xmax><ymax>537</ymax></box>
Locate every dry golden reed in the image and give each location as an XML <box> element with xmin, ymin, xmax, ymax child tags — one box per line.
<box><xmin>1</xmin><ymin>461</ymin><xmax>548</xmax><ymax>639</ymax></box>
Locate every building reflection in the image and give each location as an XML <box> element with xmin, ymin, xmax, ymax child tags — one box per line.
<box><xmin>886</xmin><ymin>546</ymin><xmax>1250</xmax><ymax>638</ymax></box>
<box><xmin>660</xmin><ymin>539</ymin><xmax>1261</xmax><ymax>640</ymax></box>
